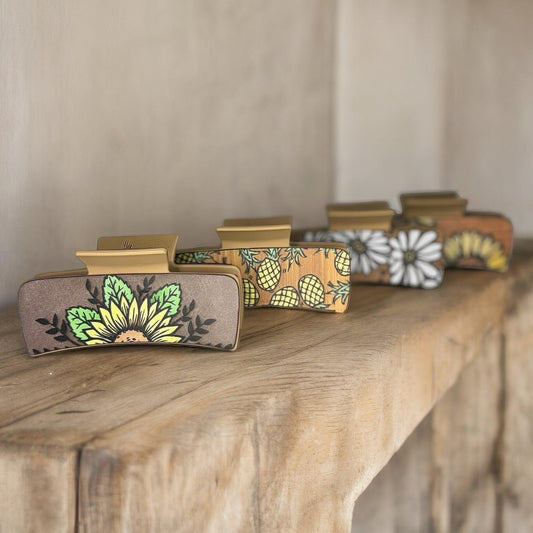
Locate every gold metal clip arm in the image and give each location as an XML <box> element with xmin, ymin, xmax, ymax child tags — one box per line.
<box><xmin>76</xmin><ymin>249</ymin><xmax>171</xmax><ymax>275</ymax></box>
<box><xmin>327</xmin><ymin>202</ymin><xmax>395</xmax><ymax>230</ymax></box>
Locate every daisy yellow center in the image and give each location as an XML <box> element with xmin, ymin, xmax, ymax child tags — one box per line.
<box><xmin>352</xmin><ymin>239</ymin><xmax>367</xmax><ymax>255</ymax></box>
<box><xmin>114</xmin><ymin>330</ymin><xmax>149</xmax><ymax>343</ymax></box>
<box><xmin>404</xmin><ymin>250</ymin><xmax>417</xmax><ymax>264</ymax></box>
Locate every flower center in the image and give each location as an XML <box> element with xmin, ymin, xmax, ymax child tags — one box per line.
<box><xmin>114</xmin><ymin>330</ymin><xmax>149</xmax><ymax>343</ymax></box>
<box><xmin>404</xmin><ymin>250</ymin><xmax>417</xmax><ymax>264</ymax></box>
<box><xmin>351</xmin><ymin>239</ymin><xmax>367</xmax><ymax>255</ymax></box>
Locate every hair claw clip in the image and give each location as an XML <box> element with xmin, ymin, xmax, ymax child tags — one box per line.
<box><xmin>18</xmin><ymin>235</ymin><xmax>243</xmax><ymax>355</ymax></box>
<box><xmin>399</xmin><ymin>191</ymin><xmax>513</xmax><ymax>272</ymax></box>
<box><xmin>294</xmin><ymin>202</ymin><xmax>445</xmax><ymax>289</ymax></box>
<box><xmin>174</xmin><ymin>217</ymin><xmax>351</xmax><ymax>312</ymax></box>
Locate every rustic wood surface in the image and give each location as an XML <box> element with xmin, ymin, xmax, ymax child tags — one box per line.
<box><xmin>1</xmin><ymin>241</ymin><xmax>532</xmax><ymax>533</ymax></box>
<box><xmin>351</xmin><ymin>240</ymin><xmax>533</xmax><ymax>533</ymax></box>
<box><xmin>351</xmin><ymin>322</ymin><xmax>502</xmax><ymax>532</ymax></box>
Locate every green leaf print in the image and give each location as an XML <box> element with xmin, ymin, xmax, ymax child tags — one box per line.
<box><xmin>150</xmin><ymin>284</ymin><xmax>181</xmax><ymax>317</ymax></box>
<box><xmin>66</xmin><ymin>307</ymin><xmax>101</xmax><ymax>342</ymax></box>
<box><xmin>103</xmin><ymin>276</ymin><xmax>134</xmax><ymax>308</ymax></box>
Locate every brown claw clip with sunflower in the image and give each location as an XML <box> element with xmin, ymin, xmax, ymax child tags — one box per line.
<box><xmin>293</xmin><ymin>203</ymin><xmax>446</xmax><ymax>289</ymax></box>
<box><xmin>398</xmin><ymin>191</ymin><xmax>513</xmax><ymax>272</ymax></box>
<box><xmin>18</xmin><ymin>234</ymin><xmax>244</xmax><ymax>356</ymax></box>
<box><xmin>174</xmin><ymin>217</ymin><xmax>351</xmax><ymax>312</ymax></box>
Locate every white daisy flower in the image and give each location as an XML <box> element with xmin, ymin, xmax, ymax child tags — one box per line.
<box><xmin>302</xmin><ymin>231</ymin><xmax>336</xmax><ymax>243</ymax></box>
<box><xmin>388</xmin><ymin>229</ymin><xmax>443</xmax><ymax>289</ymax></box>
<box><xmin>330</xmin><ymin>229</ymin><xmax>390</xmax><ymax>275</ymax></box>
<box><xmin>302</xmin><ymin>229</ymin><xmax>390</xmax><ymax>275</ymax></box>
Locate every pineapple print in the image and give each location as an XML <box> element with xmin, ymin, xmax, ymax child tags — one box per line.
<box><xmin>175</xmin><ymin>251</ymin><xmax>196</xmax><ymax>263</ymax></box>
<box><xmin>327</xmin><ymin>280</ymin><xmax>351</xmax><ymax>305</ymax></box>
<box><xmin>282</xmin><ymin>247</ymin><xmax>306</xmax><ymax>270</ymax></box>
<box><xmin>243</xmin><ymin>279</ymin><xmax>260</xmax><ymax>307</ymax></box>
<box><xmin>257</xmin><ymin>248</ymin><xmax>282</xmax><ymax>292</ymax></box>
<box><xmin>175</xmin><ymin>251</ymin><xmax>213</xmax><ymax>264</ymax></box>
<box><xmin>298</xmin><ymin>274</ymin><xmax>327</xmax><ymax>309</ymax></box>
<box><xmin>270</xmin><ymin>287</ymin><xmax>300</xmax><ymax>308</ymax></box>
<box><xmin>239</xmin><ymin>249</ymin><xmax>261</xmax><ymax>274</ymax></box>
<box><xmin>334</xmin><ymin>249</ymin><xmax>351</xmax><ymax>276</ymax></box>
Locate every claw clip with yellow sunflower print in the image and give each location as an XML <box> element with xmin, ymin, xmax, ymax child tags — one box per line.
<box><xmin>18</xmin><ymin>237</ymin><xmax>243</xmax><ymax>355</ymax></box>
<box><xmin>399</xmin><ymin>191</ymin><xmax>513</xmax><ymax>272</ymax></box>
<box><xmin>174</xmin><ymin>217</ymin><xmax>351</xmax><ymax>312</ymax></box>
<box><xmin>294</xmin><ymin>202</ymin><xmax>446</xmax><ymax>289</ymax></box>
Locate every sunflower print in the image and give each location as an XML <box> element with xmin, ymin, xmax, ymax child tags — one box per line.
<box><xmin>444</xmin><ymin>230</ymin><xmax>508</xmax><ymax>272</ymax></box>
<box><xmin>66</xmin><ymin>276</ymin><xmax>183</xmax><ymax>345</ymax></box>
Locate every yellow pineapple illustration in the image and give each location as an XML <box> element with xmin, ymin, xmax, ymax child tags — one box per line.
<box><xmin>175</xmin><ymin>251</ymin><xmax>213</xmax><ymax>264</ymax></box>
<box><xmin>175</xmin><ymin>251</ymin><xmax>196</xmax><ymax>263</ymax></box>
<box><xmin>334</xmin><ymin>249</ymin><xmax>351</xmax><ymax>276</ymax></box>
<box><xmin>270</xmin><ymin>287</ymin><xmax>300</xmax><ymax>308</ymax></box>
<box><xmin>243</xmin><ymin>279</ymin><xmax>260</xmax><ymax>307</ymax></box>
<box><xmin>257</xmin><ymin>248</ymin><xmax>282</xmax><ymax>292</ymax></box>
<box><xmin>298</xmin><ymin>274</ymin><xmax>326</xmax><ymax>308</ymax></box>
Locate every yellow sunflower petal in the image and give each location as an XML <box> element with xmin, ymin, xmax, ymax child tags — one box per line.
<box><xmin>156</xmin><ymin>335</ymin><xmax>182</xmax><ymax>344</ymax></box>
<box><xmin>110</xmin><ymin>301</ymin><xmax>128</xmax><ymax>330</ymax></box>
<box><xmin>487</xmin><ymin>251</ymin><xmax>508</xmax><ymax>271</ymax></box>
<box><xmin>151</xmin><ymin>325</ymin><xmax>180</xmax><ymax>341</ymax></box>
<box><xmin>128</xmin><ymin>298</ymin><xmax>139</xmax><ymax>327</ymax></box>
<box><xmin>145</xmin><ymin>309</ymin><xmax>170</xmax><ymax>335</ymax></box>
<box><xmin>89</xmin><ymin>321</ymin><xmax>111</xmax><ymax>336</ymax></box>
<box><xmin>158</xmin><ymin>316</ymin><xmax>172</xmax><ymax>328</ymax></box>
<box><xmin>480</xmin><ymin>236</ymin><xmax>495</xmax><ymax>258</ymax></box>
<box><xmin>120</xmin><ymin>296</ymin><xmax>131</xmax><ymax>317</ymax></box>
<box><xmin>462</xmin><ymin>231</ymin><xmax>474</xmax><ymax>257</ymax></box>
<box><xmin>100</xmin><ymin>307</ymin><xmax>118</xmax><ymax>334</ymax></box>
<box><xmin>444</xmin><ymin>237</ymin><xmax>460</xmax><ymax>261</ymax></box>
<box><xmin>471</xmin><ymin>233</ymin><xmax>482</xmax><ymax>257</ymax></box>
<box><xmin>85</xmin><ymin>339</ymin><xmax>108</xmax><ymax>345</ymax></box>
<box><xmin>85</xmin><ymin>330</ymin><xmax>106</xmax><ymax>341</ymax></box>
<box><xmin>139</xmin><ymin>299</ymin><xmax>149</xmax><ymax>325</ymax></box>
<box><xmin>148</xmin><ymin>302</ymin><xmax>159</xmax><ymax>320</ymax></box>
<box><xmin>84</xmin><ymin>329</ymin><xmax>101</xmax><ymax>339</ymax></box>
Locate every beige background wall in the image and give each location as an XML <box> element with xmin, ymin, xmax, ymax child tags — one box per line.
<box><xmin>443</xmin><ymin>0</ymin><xmax>533</xmax><ymax>232</ymax></box>
<box><xmin>335</xmin><ymin>0</ymin><xmax>446</xmax><ymax>202</ymax></box>
<box><xmin>336</xmin><ymin>0</ymin><xmax>533</xmax><ymax>225</ymax></box>
<box><xmin>2</xmin><ymin>0</ymin><xmax>532</xmax><ymax>308</ymax></box>
<box><xmin>0</xmin><ymin>0</ymin><xmax>336</xmax><ymax>308</ymax></box>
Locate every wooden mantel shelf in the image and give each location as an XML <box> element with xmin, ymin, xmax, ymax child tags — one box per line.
<box><xmin>1</xmin><ymin>241</ymin><xmax>533</xmax><ymax>533</ymax></box>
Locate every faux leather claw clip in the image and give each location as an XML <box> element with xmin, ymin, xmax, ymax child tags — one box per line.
<box><xmin>18</xmin><ymin>235</ymin><xmax>243</xmax><ymax>355</ymax></box>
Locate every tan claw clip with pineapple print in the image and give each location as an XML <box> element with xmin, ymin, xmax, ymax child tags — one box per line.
<box><xmin>174</xmin><ymin>217</ymin><xmax>351</xmax><ymax>312</ymax></box>
<box><xmin>293</xmin><ymin>202</ymin><xmax>446</xmax><ymax>289</ymax></box>
<box><xmin>18</xmin><ymin>234</ymin><xmax>244</xmax><ymax>356</ymax></box>
<box><xmin>399</xmin><ymin>191</ymin><xmax>513</xmax><ymax>272</ymax></box>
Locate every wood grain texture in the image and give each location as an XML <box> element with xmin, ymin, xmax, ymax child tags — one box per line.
<box><xmin>1</xmin><ymin>242</ymin><xmax>532</xmax><ymax>533</ymax></box>
<box><xmin>351</xmin><ymin>323</ymin><xmax>502</xmax><ymax>533</ymax></box>
<box><xmin>0</xmin><ymin>443</ymin><xmax>77</xmax><ymax>533</ymax></box>
<box><xmin>501</xmin><ymin>241</ymin><xmax>533</xmax><ymax>532</ymax></box>
<box><xmin>351</xmin><ymin>416</ymin><xmax>433</xmax><ymax>533</ymax></box>
<box><xmin>351</xmin><ymin>241</ymin><xmax>533</xmax><ymax>533</ymax></box>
